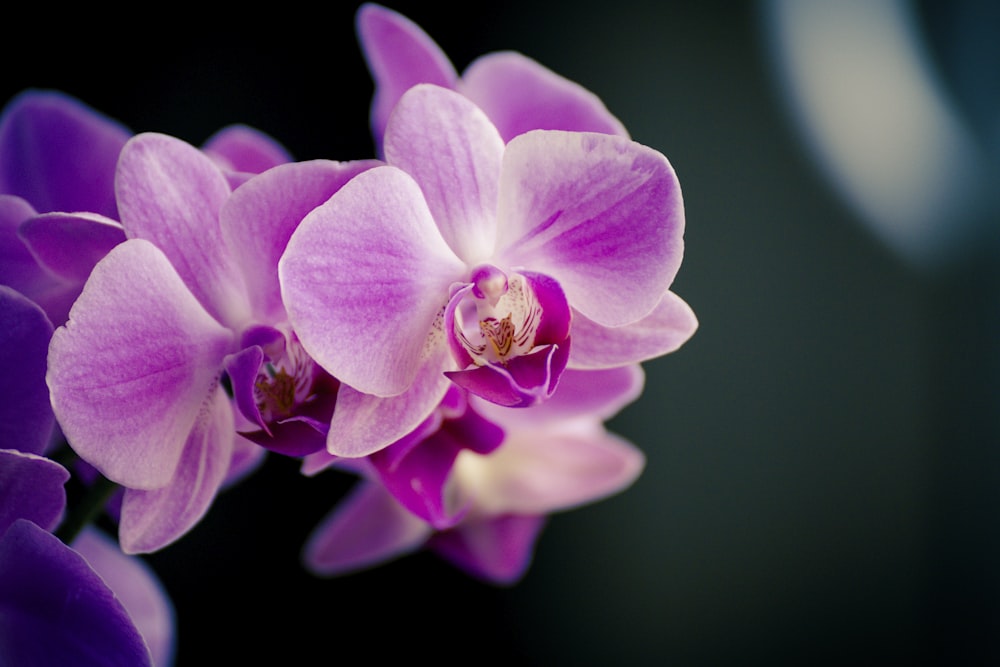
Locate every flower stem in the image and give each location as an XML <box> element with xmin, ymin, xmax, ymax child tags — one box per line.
<box><xmin>55</xmin><ymin>473</ymin><xmax>119</xmax><ymax>545</ymax></box>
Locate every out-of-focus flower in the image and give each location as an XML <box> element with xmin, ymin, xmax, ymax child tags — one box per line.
<box><xmin>356</xmin><ymin>3</ymin><xmax>628</xmax><ymax>155</ymax></box>
<box><xmin>46</xmin><ymin>131</ymin><xmax>376</xmax><ymax>553</ymax></box>
<box><xmin>280</xmin><ymin>83</ymin><xmax>692</xmax><ymax>457</ymax></box>
<box><xmin>302</xmin><ymin>365</ymin><xmax>646</xmax><ymax>584</ymax></box>
<box><xmin>0</xmin><ymin>285</ymin><xmax>54</xmax><ymax>455</ymax></box>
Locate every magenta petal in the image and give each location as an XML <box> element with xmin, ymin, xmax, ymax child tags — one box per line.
<box><xmin>225</xmin><ymin>345</ymin><xmax>269</xmax><ymax>433</ymax></box>
<box><xmin>568</xmin><ymin>290</ymin><xmax>699</xmax><ymax>369</ymax></box>
<box><xmin>116</xmin><ymin>132</ymin><xmax>248</xmax><ymax>327</ymax></box>
<box><xmin>72</xmin><ymin>527</ymin><xmax>176</xmax><ymax>667</ymax></box>
<box><xmin>0</xmin><ymin>89</ymin><xmax>129</xmax><ymax>219</ymax></box>
<box><xmin>118</xmin><ymin>388</ymin><xmax>234</xmax><ymax>554</ymax></box>
<box><xmin>18</xmin><ymin>211</ymin><xmax>124</xmax><ymax>284</ymax></box>
<box><xmin>429</xmin><ymin>514</ymin><xmax>546</xmax><ymax>585</ymax></box>
<box><xmin>201</xmin><ymin>124</ymin><xmax>292</xmax><ymax>175</ymax></box>
<box><xmin>222</xmin><ymin>158</ymin><xmax>380</xmax><ymax>323</ymax></box>
<box><xmin>356</xmin><ymin>3</ymin><xmax>458</xmax><ymax>153</ymax></box>
<box><xmin>0</xmin><ymin>519</ymin><xmax>153</xmax><ymax>667</ymax></box>
<box><xmin>279</xmin><ymin>165</ymin><xmax>464</xmax><ymax>397</ymax></box>
<box><xmin>1</xmin><ymin>286</ymin><xmax>54</xmax><ymax>454</ymax></box>
<box><xmin>384</xmin><ymin>84</ymin><xmax>503</xmax><ymax>262</ymax></box>
<box><xmin>0</xmin><ymin>450</ymin><xmax>69</xmax><ymax>534</ymax></box>
<box><xmin>496</xmin><ymin>130</ymin><xmax>685</xmax><ymax>326</ymax></box>
<box><xmin>303</xmin><ymin>479</ymin><xmax>432</xmax><ymax>577</ymax></box>
<box><xmin>460</xmin><ymin>51</ymin><xmax>629</xmax><ymax>142</ymax></box>
<box><xmin>47</xmin><ymin>240</ymin><xmax>235</xmax><ymax>490</ymax></box>
<box><xmin>445</xmin><ymin>342</ymin><xmax>570</xmax><ymax>408</ymax></box>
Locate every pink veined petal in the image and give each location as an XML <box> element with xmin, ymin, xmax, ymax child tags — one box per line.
<box><xmin>303</xmin><ymin>479</ymin><xmax>432</xmax><ymax>577</ymax></box>
<box><xmin>428</xmin><ymin>514</ymin><xmax>546</xmax><ymax>585</ymax></box>
<box><xmin>496</xmin><ymin>130</ymin><xmax>685</xmax><ymax>326</ymax></box>
<box><xmin>18</xmin><ymin>212</ymin><xmax>124</xmax><ymax>284</ymax></box>
<box><xmin>0</xmin><ymin>449</ymin><xmax>68</xmax><ymax>534</ymax></box>
<box><xmin>115</xmin><ymin>132</ymin><xmax>249</xmax><ymax>328</ymax></box>
<box><xmin>118</xmin><ymin>387</ymin><xmax>235</xmax><ymax>554</ymax></box>
<box><xmin>72</xmin><ymin>527</ymin><xmax>176</xmax><ymax>667</ymax></box>
<box><xmin>200</xmin><ymin>124</ymin><xmax>292</xmax><ymax>175</ymax></box>
<box><xmin>459</xmin><ymin>51</ymin><xmax>630</xmax><ymax>142</ymax></box>
<box><xmin>384</xmin><ymin>84</ymin><xmax>503</xmax><ymax>263</ymax></box>
<box><xmin>460</xmin><ymin>426</ymin><xmax>646</xmax><ymax>517</ymax></box>
<box><xmin>279</xmin><ymin>165</ymin><xmax>464</xmax><ymax>397</ymax></box>
<box><xmin>327</xmin><ymin>343</ymin><xmax>456</xmax><ymax>458</ymax></box>
<box><xmin>356</xmin><ymin>3</ymin><xmax>459</xmax><ymax>154</ymax></box>
<box><xmin>221</xmin><ymin>158</ymin><xmax>379</xmax><ymax>323</ymax></box>
<box><xmin>47</xmin><ymin>240</ymin><xmax>236</xmax><ymax>490</ymax></box>
<box><xmin>568</xmin><ymin>290</ymin><xmax>699</xmax><ymax>369</ymax></box>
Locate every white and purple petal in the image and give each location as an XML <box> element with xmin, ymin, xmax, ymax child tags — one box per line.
<box><xmin>47</xmin><ymin>240</ymin><xmax>236</xmax><ymax>490</ymax></box>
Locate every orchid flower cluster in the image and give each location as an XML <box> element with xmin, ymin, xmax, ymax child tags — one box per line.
<box><xmin>0</xmin><ymin>4</ymin><xmax>695</xmax><ymax>664</ymax></box>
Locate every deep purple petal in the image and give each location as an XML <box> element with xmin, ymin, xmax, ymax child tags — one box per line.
<box><xmin>116</xmin><ymin>132</ymin><xmax>249</xmax><ymax>327</ymax></box>
<box><xmin>279</xmin><ymin>165</ymin><xmax>464</xmax><ymax>397</ymax></box>
<box><xmin>0</xmin><ymin>450</ymin><xmax>68</xmax><ymax>534</ymax></box>
<box><xmin>459</xmin><ymin>51</ymin><xmax>629</xmax><ymax>142</ymax></box>
<box><xmin>18</xmin><ymin>211</ymin><xmax>125</xmax><ymax>284</ymax></box>
<box><xmin>0</xmin><ymin>519</ymin><xmax>152</xmax><ymax>667</ymax></box>
<box><xmin>303</xmin><ymin>479</ymin><xmax>432</xmax><ymax>577</ymax></box>
<box><xmin>356</xmin><ymin>3</ymin><xmax>459</xmax><ymax>154</ymax></box>
<box><xmin>73</xmin><ymin>527</ymin><xmax>176</xmax><ymax>667</ymax></box>
<box><xmin>0</xmin><ymin>286</ymin><xmax>54</xmax><ymax>454</ymax></box>
<box><xmin>384</xmin><ymin>84</ymin><xmax>503</xmax><ymax>262</ymax></box>
<box><xmin>428</xmin><ymin>514</ymin><xmax>546</xmax><ymax>585</ymax></box>
<box><xmin>445</xmin><ymin>342</ymin><xmax>570</xmax><ymax>408</ymax></box>
<box><xmin>568</xmin><ymin>290</ymin><xmax>698</xmax><ymax>369</ymax></box>
<box><xmin>222</xmin><ymin>158</ymin><xmax>379</xmax><ymax>322</ymax></box>
<box><xmin>118</xmin><ymin>388</ymin><xmax>234</xmax><ymax>554</ymax></box>
<box><xmin>0</xmin><ymin>89</ymin><xmax>130</xmax><ymax>218</ymax></box>
<box><xmin>225</xmin><ymin>344</ymin><xmax>270</xmax><ymax>432</ymax></box>
<box><xmin>496</xmin><ymin>130</ymin><xmax>685</xmax><ymax>326</ymax></box>
<box><xmin>201</xmin><ymin>124</ymin><xmax>293</xmax><ymax>174</ymax></box>
<box><xmin>47</xmin><ymin>240</ymin><xmax>235</xmax><ymax>490</ymax></box>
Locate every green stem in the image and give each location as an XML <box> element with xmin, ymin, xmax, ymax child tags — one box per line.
<box><xmin>54</xmin><ymin>474</ymin><xmax>119</xmax><ymax>545</ymax></box>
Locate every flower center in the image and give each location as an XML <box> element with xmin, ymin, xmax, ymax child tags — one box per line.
<box><xmin>253</xmin><ymin>334</ymin><xmax>314</xmax><ymax>422</ymax></box>
<box><xmin>456</xmin><ymin>266</ymin><xmax>541</xmax><ymax>366</ymax></box>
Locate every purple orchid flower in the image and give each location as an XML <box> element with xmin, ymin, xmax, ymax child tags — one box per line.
<box><xmin>0</xmin><ymin>285</ymin><xmax>54</xmax><ymax>455</ymax></box>
<box><xmin>279</xmin><ymin>83</ymin><xmax>693</xmax><ymax>457</ymax></box>
<box><xmin>0</xmin><ymin>449</ymin><xmax>175</xmax><ymax>666</ymax></box>
<box><xmin>302</xmin><ymin>365</ymin><xmax>646</xmax><ymax>584</ymax></box>
<box><xmin>356</xmin><ymin>3</ymin><xmax>628</xmax><ymax>156</ymax></box>
<box><xmin>46</xmin><ymin>131</ymin><xmax>377</xmax><ymax>553</ymax></box>
<box><xmin>0</xmin><ymin>89</ymin><xmax>292</xmax><ymax>327</ymax></box>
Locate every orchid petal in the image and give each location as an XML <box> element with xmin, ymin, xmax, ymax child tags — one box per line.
<box><xmin>224</xmin><ymin>344</ymin><xmax>269</xmax><ymax>433</ymax></box>
<box><xmin>201</xmin><ymin>124</ymin><xmax>292</xmax><ymax>174</ymax></box>
<box><xmin>460</xmin><ymin>51</ymin><xmax>629</xmax><ymax>141</ymax></box>
<box><xmin>0</xmin><ymin>450</ymin><xmax>68</xmax><ymax>534</ymax></box>
<box><xmin>115</xmin><ymin>132</ymin><xmax>248</xmax><ymax>327</ymax></box>
<box><xmin>356</xmin><ymin>3</ymin><xmax>459</xmax><ymax>153</ymax></box>
<box><xmin>496</xmin><ymin>130</ymin><xmax>684</xmax><ymax>326</ymax></box>
<box><xmin>224</xmin><ymin>435</ymin><xmax>268</xmax><ymax>488</ymax></box>
<box><xmin>428</xmin><ymin>514</ymin><xmax>546</xmax><ymax>585</ymax></box>
<box><xmin>18</xmin><ymin>212</ymin><xmax>124</xmax><ymax>284</ymax></box>
<box><xmin>222</xmin><ymin>159</ymin><xmax>379</xmax><ymax>322</ymax></box>
<box><xmin>47</xmin><ymin>240</ymin><xmax>235</xmax><ymax>490</ymax></box>
<box><xmin>118</xmin><ymin>387</ymin><xmax>234</xmax><ymax>554</ymax></box>
<box><xmin>1</xmin><ymin>287</ymin><xmax>54</xmax><ymax>454</ymax></box>
<box><xmin>568</xmin><ymin>290</ymin><xmax>699</xmax><ymax>369</ymax></box>
<box><xmin>327</xmin><ymin>344</ymin><xmax>455</xmax><ymax>457</ymax></box>
<box><xmin>384</xmin><ymin>84</ymin><xmax>503</xmax><ymax>263</ymax></box>
<box><xmin>0</xmin><ymin>90</ymin><xmax>129</xmax><ymax>219</ymax></box>
<box><xmin>445</xmin><ymin>342</ymin><xmax>570</xmax><ymax>407</ymax></box>
<box><xmin>458</xmin><ymin>427</ymin><xmax>645</xmax><ymax>516</ymax></box>
<box><xmin>73</xmin><ymin>527</ymin><xmax>176</xmax><ymax>667</ymax></box>
<box><xmin>280</xmin><ymin>165</ymin><xmax>464</xmax><ymax>396</ymax></box>
<box><xmin>0</xmin><ymin>519</ymin><xmax>152</xmax><ymax>667</ymax></box>
<box><xmin>303</xmin><ymin>479</ymin><xmax>432</xmax><ymax>577</ymax></box>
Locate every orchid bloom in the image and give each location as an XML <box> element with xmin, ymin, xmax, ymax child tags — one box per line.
<box><xmin>46</xmin><ymin>131</ymin><xmax>376</xmax><ymax>553</ymax></box>
<box><xmin>279</xmin><ymin>83</ymin><xmax>694</xmax><ymax>458</ymax></box>
<box><xmin>356</xmin><ymin>2</ymin><xmax>628</xmax><ymax>155</ymax></box>
<box><xmin>303</xmin><ymin>365</ymin><xmax>646</xmax><ymax>584</ymax></box>
<box><xmin>0</xmin><ymin>89</ymin><xmax>292</xmax><ymax>327</ymax></box>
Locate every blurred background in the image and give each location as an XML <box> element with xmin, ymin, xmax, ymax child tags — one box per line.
<box><xmin>4</xmin><ymin>1</ymin><xmax>1000</xmax><ymax>664</ymax></box>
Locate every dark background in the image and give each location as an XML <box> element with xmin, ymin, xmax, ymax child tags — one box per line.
<box><xmin>5</xmin><ymin>1</ymin><xmax>1000</xmax><ymax>665</ymax></box>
